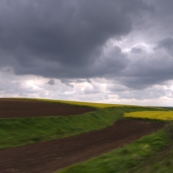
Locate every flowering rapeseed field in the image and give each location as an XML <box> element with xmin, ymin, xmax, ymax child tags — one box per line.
<box><xmin>124</xmin><ymin>111</ymin><xmax>173</xmax><ymax>120</ymax></box>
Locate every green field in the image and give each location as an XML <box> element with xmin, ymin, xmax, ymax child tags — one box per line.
<box><xmin>0</xmin><ymin>104</ymin><xmax>159</xmax><ymax>149</ymax></box>
<box><xmin>1</xmin><ymin>98</ymin><xmax>173</xmax><ymax>173</ymax></box>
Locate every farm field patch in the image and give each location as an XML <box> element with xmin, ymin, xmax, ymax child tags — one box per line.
<box><xmin>0</xmin><ymin>107</ymin><xmax>122</xmax><ymax>149</ymax></box>
<box><xmin>0</xmin><ymin>99</ymin><xmax>160</xmax><ymax>149</ymax></box>
<box><xmin>0</xmin><ymin>98</ymin><xmax>95</xmax><ymax>118</ymax></box>
<box><xmin>0</xmin><ymin>98</ymin><xmax>168</xmax><ymax>173</ymax></box>
<box><xmin>0</xmin><ymin>119</ymin><xmax>164</xmax><ymax>173</ymax></box>
<box><xmin>58</xmin><ymin>129</ymin><xmax>168</xmax><ymax>173</ymax></box>
<box><xmin>124</xmin><ymin>111</ymin><xmax>173</xmax><ymax>121</ymax></box>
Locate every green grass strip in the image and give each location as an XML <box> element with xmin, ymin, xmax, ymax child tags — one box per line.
<box><xmin>0</xmin><ymin>107</ymin><xmax>121</xmax><ymax>149</ymax></box>
<box><xmin>127</xmin><ymin>144</ymin><xmax>173</xmax><ymax>173</ymax></box>
<box><xmin>57</xmin><ymin>130</ymin><xmax>169</xmax><ymax>173</ymax></box>
<box><xmin>0</xmin><ymin>106</ymin><xmax>160</xmax><ymax>149</ymax></box>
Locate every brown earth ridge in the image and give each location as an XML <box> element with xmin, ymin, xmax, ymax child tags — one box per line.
<box><xmin>0</xmin><ymin>119</ymin><xmax>164</xmax><ymax>173</ymax></box>
<box><xmin>0</xmin><ymin>98</ymin><xmax>96</xmax><ymax>118</ymax></box>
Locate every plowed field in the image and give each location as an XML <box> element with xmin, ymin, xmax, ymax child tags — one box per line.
<box><xmin>0</xmin><ymin>98</ymin><xmax>95</xmax><ymax>118</ymax></box>
<box><xmin>0</xmin><ymin>119</ymin><xmax>164</xmax><ymax>173</ymax></box>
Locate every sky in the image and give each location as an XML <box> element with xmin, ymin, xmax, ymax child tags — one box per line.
<box><xmin>0</xmin><ymin>0</ymin><xmax>173</xmax><ymax>106</ymax></box>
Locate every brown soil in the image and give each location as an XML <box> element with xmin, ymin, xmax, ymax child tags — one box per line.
<box><xmin>0</xmin><ymin>119</ymin><xmax>164</xmax><ymax>173</ymax></box>
<box><xmin>0</xmin><ymin>98</ymin><xmax>95</xmax><ymax>118</ymax></box>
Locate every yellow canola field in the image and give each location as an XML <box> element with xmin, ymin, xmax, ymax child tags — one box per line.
<box><xmin>124</xmin><ymin>111</ymin><xmax>173</xmax><ymax>121</ymax></box>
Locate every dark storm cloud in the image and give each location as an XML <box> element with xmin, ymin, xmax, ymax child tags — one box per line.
<box><xmin>156</xmin><ymin>37</ymin><xmax>173</xmax><ymax>55</ymax></box>
<box><xmin>119</xmin><ymin>37</ymin><xmax>173</xmax><ymax>89</ymax></box>
<box><xmin>150</xmin><ymin>0</ymin><xmax>173</xmax><ymax>16</ymax></box>
<box><xmin>1</xmin><ymin>0</ymin><xmax>173</xmax><ymax>93</ymax></box>
<box><xmin>0</xmin><ymin>0</ymin><xmax>152</xmax><ymax>78</ymax></box>
<box><xmin>47</xmin><ymin>79</ymin><xmax>55</xmax><ymax>85</ymax></box>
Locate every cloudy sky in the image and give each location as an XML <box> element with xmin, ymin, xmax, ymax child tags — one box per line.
<box><xmin>0</xmin><ymin>0</ymin><xmax>173</xmax><ymax>106</ymax></box>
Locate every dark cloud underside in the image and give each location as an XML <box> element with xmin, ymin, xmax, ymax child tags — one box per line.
<box><xmin>0</xmin><ymin>0</ymin><xmax>173</xmax><ymax>91</ymax></box>
<box><xmin>0</xmin><ymin>0</ymin><xmax>150</xmax><ymax>76</ymax></box>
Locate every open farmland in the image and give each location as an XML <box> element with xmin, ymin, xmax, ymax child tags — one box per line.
<box><xmin>0</xmin><ymin>119</ymin><xmax>164</xmax><ymax>173</ymax></box>
<box><xmin>0</xmin><ymin>98</ymin><xmax>168</xmax><ymax>173</ymax></box>
<box><xmin>124</xmin><ymin>111</ymin><xmax>173</xmax><ymax>121</ymax></box>
<box><xmin>0</xmin><ymin>98</ymin><xmax>95</xmax><ymax>118</ymax></box>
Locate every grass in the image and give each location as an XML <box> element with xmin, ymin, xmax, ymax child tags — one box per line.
<box><xmin>127</xmin><ymin>144</ymin><xmax>173</xmax><ymax>173</ymax></box>
<box><xmin>0</xmin><ymin>106</ymin><xmax>160</xmax><ymax>149</ymax></box>
<box><xmin>1</xmin><ymin>98</ymin><xmax>171</xmax><ymax>172</ymax></box>
<box><xmin>126</xmin><ymin>122</ymin><xmax>173</xmax><ymax>173</ymax></box>
<box><xmin>57</xmin><ymin>129</ymin><xmax>169</xmax><ymax>173</ymax></box>
<box><xmin>55</xmin><ymin>107</ymin><xmax>173</xmax><ymax>173</ymax></box>
<box><xmin>124</xmin><ymin>111</ymin><xmax>173</xmax><ymax>121</ymax></box>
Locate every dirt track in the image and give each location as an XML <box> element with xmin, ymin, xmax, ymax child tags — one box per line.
<box><xmin>0</xmin><ymin>119</ymin><xmax>164</xmax><ymax>173</ymax></box>
<box><xmin>0</xmin><ymin>98</ymin><xmax>95</xmax><ymax>118</ymax></box>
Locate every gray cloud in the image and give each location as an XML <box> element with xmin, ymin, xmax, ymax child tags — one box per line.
<box><xmin>150</xmin><ymin>0</ymin><xmax>173</xmax><ymax>16</ymax></box>
<box><xmin>131</xmin><ymin>47</ymin><xmax>143</xmax><ymax>54</ymax></box>
<box><xmin>106</xmin><ymin>81</ymin><xmax>172</xmax><ymax>100</ymax></box>
<box><xmin>60</xmin><ymin>79</ymin><xmax>74</xmax><ymax>88</ymax></box>
<box><xmin>156</xmin><ymin>37</ymin><xmax>173</xmax><ymax>55</ymax></box>
<box><xmin>0</xmin><ymin>0</ymin><xmax>152</xmax><ymax>79</ymax></box>
<box><xmin>47</xmin><ymin>79</ymin><xmax>55</xmax><ymax>85</ymax></box>
<box><xmin>117</xmin><ymin>88</ymin><xmax>168</xmax><ymax>100</ymax></box>
<box><xmin>118</xmin><ymin>37</ymin><xmax>173</xmax><ymax>89</ymax></box>
<box><xmin>106</xmin><ymin>83</ymin><xmax>128</xmax><ymax>92</ymax></box>
<box><xmin>1</xmin><ymin>0</ymin><xmax>173</xmax><ymax>103</ymax></box>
